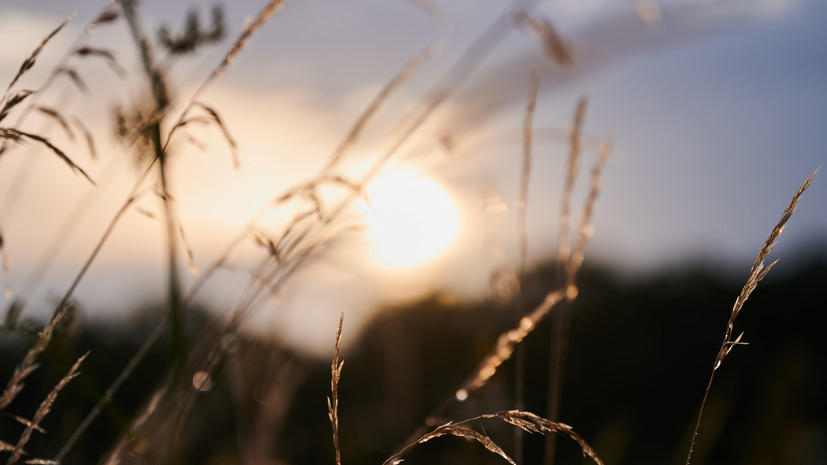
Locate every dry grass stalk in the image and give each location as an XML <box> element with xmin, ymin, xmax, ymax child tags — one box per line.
<box><xmin>5</xmin><ymin>15</ymin><xmax>74</xmax><ymax>92</ymax></box>
<box><xmin>567</xmin><ymin>137</ymin><xmax>612</xmax><ymax>282</ymax></box>
<box><xmin>0</xmin><ymin>91</ymin><xmax>35</xmax><ymax>124</ymax></box>
<box><xmin>322</xmin><ymin>46</ymin><xmax>435</xmax><ymax>173</ymax></box>
<box><xmin>90</xmin><ymin>3</ymin><xmax>120</xmax><ymax>28</ymax></box>
<box><xmin>0</xmin><ymin>6</ymin><xmax>118</xmax><ymax>162</ymax></box>
<box><xmin>545</xmin><ymin>98</ymin><xmax>586</xmax><ymax>456</ymax></box>
<box><xmin>546</xmin><ymin>97</ymin><xmax>588</xmax><ymax>464</ymax></box>
<box><xmin>517</xmin><ymin>67</ymin><xmax>540</xmax><ymax>281</ymax></box>
<box><xmin>530</xmin><ymin>17</ymin><xmax>572</xmax><ymax>67</ymax></box>
<box><xmin>0</xmin><ymin>357</ymin><xmax>38</xmax><ymax>412</ymax></box>
<box><xmin>385</xmin><ymin>410</ymin><xmax>603</xmax><ymax>465</ymax></box>
<box><xmin>513</xmin><ymin>65</ymin><xmax>540</xmax><ymax>462</ymax></box>
<box><xmin>684</xmin><ymin>168</ymin><xmax>819</xmax><ymax>465</ymax></box>
<box><xmin>5</xmin><ymin>416</ymin><xmax>45</xmax><ymax>434</ymax></box>
<box><xmin>173</xmin><ymin>103</ymin><xmax>239</xmax><ymax>168</ymax></box>
<box><xmin>208</xmin><ymin>0</ymin><xmax>284</xmax><ymax>83</ymax></box>
<box><xmin>0</xmin><ymin>6</ymin><xmax>120</xmax><ymax>204</ymax></box>
<box><xmin>547</xmin><ymin>141</ymin><xmax>612</xmax><ymax>462</ymax></box>
<box><xmin>3</xmin><ymin>300</ymin><xmax>23</xmax><ymax>330</ymax></box>
<box><xmin>101</xmin><ymin>387</ymin><xmax>167</xmax><ymax>465</ymax></box>
<box><xmin>0</xmin><ymin>299</ymin><xmax>79</xmax><ymax>411</ymax></box>
<box><xmin>72</xmin><ymin>47</ymin><xmax>126</xmax><ymax>78</ymax></box>
<box><xmin>0</xmin><ymin>129</ymin><xmax>94</xmax><ymax>184</ymax></box>
<box><xmin>120</xmin><ymin>0</ymin><xmax>190</xmax><ymax>381</ymax></box>
<box><xmin>6</xmin><ymin>352</ymin><xmax>87</xmax><ymax>465</ymax></box>
<box><xmin>462</xmin><ymin>289</ymin><xmax>566</xmax><ymax>393</ymax></box>
<box><xmin>419</xmin><ymin>424</ymin><xmax>515</xmax><ymax>465</ymax></box>
<box><xmin>158</xmin><ymin>6</ymin><xmax>225</xmax><ymax>55</ymax></box>
<box><xmin>497</xmin><ymin>411</ymin><xmax>602</xmax><ymax>464</ymax></box>
<box><xmin>177</xmin><ymin>219</ymin><xmax>199</xmax><ymax>277</ymax></box>
<box><xmin>508</xmin><ymin>9</ymin><xmax>572</xmax><ymax>67</ymax></box>
<box><xmin>70</xmin><ymin>116</ymin><xmax>96</xmax><ymax>159</ymax></box>
<box><xmin>35</xmin><ymin>107</ymin><xmax>74</xmax><ymax>140</ymax></box>
<box><xmin>556</xmin><ymin>98</ymin><xmax>588</xmax><ymax>268</ymax></box>
<box><xmin>56</xmin><ymin>67</ymin><xmax>87</xmax><ymax>93</ymax></box>
<box><xmin>54</xmin><ymin>319</ymin><xmax>167</xmax><ymax>462</ymax></box>
<box><xmin>189</xmin><ymin>102</ymin><xmax>239</xmax><ymax>168</ymax></box>
<box><xmin>163</xmin><ymin>1</ymin><xmax>284</xmax><ymax>162</ymax></box>
<box><xmin>328</xmin><ymin>313</ymin><xmax>345</xmax><ymax>465</ymax></box>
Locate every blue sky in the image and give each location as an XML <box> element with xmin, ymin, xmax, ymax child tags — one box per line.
<box><xmin>1</xmin><ymin>0</ymin><xmax>825</xmax><ymax>354</ymax></box>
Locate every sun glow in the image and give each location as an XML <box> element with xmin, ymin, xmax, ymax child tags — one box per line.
<box><xmin>362</xmin><ymin>168</ymin><xmax>460</xmax><ymax>270</ymax></box>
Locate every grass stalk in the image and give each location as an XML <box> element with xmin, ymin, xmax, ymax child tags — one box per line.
<box><xmin>684</xmin><ymin>168</ymin><xmax>818</xmax><ymax>465</ymax></box>
<box><xmin>328</xmin><ymin>313</ymin><xmax>345</xmax><ymax>465</ymax></box>
<box><xmin>120</xmin><ymin>0</ymin><xmax>186</xmax><ymax>379</ymax></box>
<box><xmin>6</xmin><ymin>353</ymin><xmax>87</xmax><ymax>465</ymax></box>
<box><xmin>53</xmin><ymin>319</ymin><xmax>167</xmax><ymax>462</ymax></box>
<box><xmin>386</xmin><ymin>410</ymin><xmax>603</xmax><ymax>465</ymax></box>
<box><xmin>546</xmin><ymin>97</ymin><xmax>587</xmax><ymax>465</ymax></box>
<box><xmin>514</xmin><ymin>65</ymin><xmax>540</xmax><ymax>463</ymax></box>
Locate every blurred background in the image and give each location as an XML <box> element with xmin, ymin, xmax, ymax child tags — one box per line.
<box><xmin>0</xmin><ymin>0</ymin><xmax>825</xmax><ymax>464</ymax></box>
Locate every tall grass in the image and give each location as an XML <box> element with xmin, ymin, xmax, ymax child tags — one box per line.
<box><xmin>0</xmin><ymin>2</ymin><xmax>819</xmax><ymax>465</ymax></box>
<box><xmin>684</xmin><ymin>168</ymin><xmax>819</xmax><ymax>465</ymax></box>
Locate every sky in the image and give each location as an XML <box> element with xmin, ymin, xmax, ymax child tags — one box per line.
<box><xmin>1</xmin><ymin>0</ymin><xmax>825</xmax><ymax>356</ymax></box>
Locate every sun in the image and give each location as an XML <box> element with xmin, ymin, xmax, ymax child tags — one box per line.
<box><xmin>362</xmin><ymin>168</ymin><xmax>461</xmax><ymax>270</ymax></box>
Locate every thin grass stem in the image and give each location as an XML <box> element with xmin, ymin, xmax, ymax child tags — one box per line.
<box><xmin>684</xmin><ymin>168</ymin><xmax>818</xmax><ymax>465</ymax></box>
<box><xmin>514</xmin><ymin>65</ymin><xmax>540</xmax><ymax>463</ymax></box>
<box><xmin>546</xmin><ymin>97</ymin><xmax>587</xmax><ymax>465</ymax></box>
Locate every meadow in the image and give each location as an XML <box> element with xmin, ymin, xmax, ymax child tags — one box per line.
<box><xmin>0</xmin><ymin>1</ymin><xmax>823</xmax><ymax>464</ymax></box>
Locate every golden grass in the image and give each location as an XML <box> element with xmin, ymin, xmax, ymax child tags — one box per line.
<box><xmin>385</xmin><ymin>410</ymin><xmax>603</xmax><ymax>465</ymax></box>
<box><xmin>5</xmin><ymin>353</ymin><xmax>86</xmax><ymax>465</ymax></box>
<box><xmin>684</xmin><ymin>168</ymin><xmax>819</xmax><ymax>465</ymax></box>
<box><xmin>328</xmin><ymin>313</ymin><xmax>345</xmax><ymax>465</ymax></box>
<box><xmin>0</xmin><ymin>299</ymin><xmax>80</xmax><ymax>412</ymax></box>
